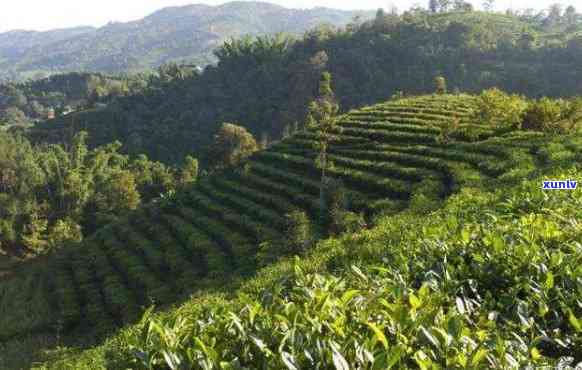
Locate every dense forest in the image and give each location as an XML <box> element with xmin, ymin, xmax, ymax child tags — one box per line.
<box><xmin>32</xmin><ymin>6</ymin><xmax>582</xmax><ymax>166</ymax></box>
<box><xmin>0</xmin><ymin>72</ymin><xmax>150</xmax><ymax>129</ymax></box>
<box><xmin>0</xmin><ymin>2</ymin><xmax>372</xmax><ymax>81</ymax></box>
<box><xmin>0</xmin><ymin>131</ymin><xmax>199</xmax><ymax>263</ymax></box>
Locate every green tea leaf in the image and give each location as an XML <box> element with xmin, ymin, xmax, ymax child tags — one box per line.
<box><xmin>470</xmin><ymin>348</ymin><xmax>488</xmax><ymax>366</ymax></box>
<box><xmin>530</xmin><ymin>347</ymin><xmax>541</xmax><ymax>360</ymax></box>
<box><xmin>409</xmin><ymin>294</ymin><xmax>421</xmax><ymax>309</ymax></box>
<box><xmin>366</xmin><ymin>322</ymin><xmax>388</xmax><ymax>349</ymax></box>
<box><xmin>341</xmin><ymin>289</ymin><xmax>360</xmax><ymax>304</ymax></box>
<box><xmin>544</xmin><ymin>272</ymin><xmax>554</xmax><ymax>290</ymax></box>
<box><xmin>332</xmin><ymin>347</ymin><xmax>350</xmax><ymax>370</ymax></box>
<box><xmin>420</xmin><ymin>326</ymin><xmax>440</xmax><ymax>349</ymax></box>
<box><xmin>413</xmin><ymin>350</ymin><xmax>431</xmax><ymax>370</ymax></box>
<box><xmin>386</xmin><ymin>346</ymin><xmax>404</xmax><ymax>369</ymax></box>
<box><xmin>567</xmin><ymin>309</ymin><xmax>582</xmax><ymax>332</ymax></box>
<box><xmin>281</xmin><ymin>351</ymin><xmax>299</xmax><ymax>370</ymax></box>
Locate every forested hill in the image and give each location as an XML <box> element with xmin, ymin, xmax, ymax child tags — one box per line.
<box><xmin>32</xmin><ymin>8</ymin><xmax>582</xmax><ymax>166</ymax></box>
<box><xmin>0</xmin><ymin>72</ymin><xmax>150</xmax><ymax>129</ymax></box>
<box><xmin>0</xmin><ymin>27</ymin><xmax>95</xmax><ymax>60</ymax></box>
<box><xmin>0</xmin><ymin>2</ymin><xmax>372</xmax><ymax>81</ymax></box>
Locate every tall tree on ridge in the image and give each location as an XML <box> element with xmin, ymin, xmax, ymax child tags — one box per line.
<box><xmin>307</xmin><ymin>71</ymin><xmax>340</xmax><ymax>184</ymax></box>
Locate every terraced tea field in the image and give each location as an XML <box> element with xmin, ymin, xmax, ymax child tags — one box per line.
<box><xmin>0</xmin><ymin>94</ymin><xmax>549</xmax><ymax>349</ymax></box>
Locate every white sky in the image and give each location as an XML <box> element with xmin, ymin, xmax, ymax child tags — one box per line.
<box><xmin>0</xmin><ymin>0</ymin><xmax>575</xmax><ymax>33</ymax></box>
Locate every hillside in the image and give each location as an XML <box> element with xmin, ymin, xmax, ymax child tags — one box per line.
<box><xmin>30</xmin><ymin>9</ymin><xmax>582</xmax><ymax>166</ymax></box>
<box><xmin>0</xmin><ymin>2</ymin><xmax>372</xmax><ymax>81</ymax></box>
<box><xmin>0</xmin><ymin>27</ymin><xmax>95</xmax><ymax>61</ymax></box>
<box><xmin>0</xmin><ymin>72</ymin><xmax>150</xmax><ymax>130</ymax></box>
<box><xmin>1</xmin><ymin>94</ymin><xmax>581</xmax><ymax>368</ymax></box>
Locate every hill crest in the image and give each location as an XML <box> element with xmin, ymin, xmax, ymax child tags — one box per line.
<box><xmin>0</xmin><ymin>2</ymin><xmax>373</xmax><ymax>81</ymax></box>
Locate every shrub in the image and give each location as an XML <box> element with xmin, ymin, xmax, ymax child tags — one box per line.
<box><xmin>409</xmin><ymin>179</ymin><xmax>443</xmax><ymax>214</ymax></box>
<box><xmin>474</xmin><ymin>88</ymin><xmax>528</xmax><ymax>129</ymax></box>
<box><xmin>283</xmin><ymin>210</ymin><xmax>312</xmax><ymax>254</ymax></box>
<box><xmin>179</xmin><ymin>155</ymin><xmax>199</xmax><ymax>185</ymax></box>
<box><xmin>523</xmin><ymin>97</ymin><xmax>582</xmax><ymax>133</ymax></box>
<box><xmin>257</xmin><ymin>210</ymin><xmax>312</xmax><ymax>265</ymax></box>
<box><xmin>436</xmin><ymin>115</ymin><xmax>460</xmax><ymax>144</ymax></box>
<box><xmin>210</xmin><ymin>123</ymin><xmax>259</xmax><ymax>169</ymax></box>
<box><xmin>319</xmin><ymin>177</ymin><xmax>348</xmax><ymax>230</ymax></box>
<box><xmin>522</xmin><ymin>97</ymin><xmax>565</xmax><ymax>131</ymax></box>
<box><xmin>434</xmin><ymin>76</ymin><xmax>447</xmax><ymax>95</ymax></box>
<box><xmin>48</xmin><ymin>218</ymin><xmax>83</xmax><ymax>251</ymax></box>
<box><xmin>332</xmin><ymin>210</ymin><xmax>366</xmax><ymax>234</ymax></box>
<box><xmin>560</xmin><ymin>98</ymin><xmax>582</xmax><ymax>133</ymax></box>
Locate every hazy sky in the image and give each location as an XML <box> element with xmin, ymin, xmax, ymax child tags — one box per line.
<box><xmin>0</xmin><ymin>0</ymin><xmax>574</xmax><ymax>33</ymax></box>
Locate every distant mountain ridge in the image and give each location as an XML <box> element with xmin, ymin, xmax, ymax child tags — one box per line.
<box><xmin>0</xmin><ymin>27</ymin><xmax>96</xmax><ymax>57</ymax></box>
<box><xmin>0</xmin><ymin>1</ymin><xmax>373</xmax><ymax>81</ymax></box>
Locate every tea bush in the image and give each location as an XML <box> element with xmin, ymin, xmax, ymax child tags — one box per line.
<box><xmin>522</xmin><ymin>97</ymin><xmax>566</xmax><ymax>131</ymax></box>
<box><xmin>473</xmin><ymin>88</ymin><xmax>528</xmax><ymax>129</ymax></box>
<box><xmin>81</xmin><ymin>166</ymin><xmax>581</xmax><ymax>370</ymax></box>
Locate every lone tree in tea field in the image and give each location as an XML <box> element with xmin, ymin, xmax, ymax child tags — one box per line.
<box><xmin>306</xmin><ymin>71</ymin><xmax>344</xmax><ymax>226</ymax></box>
<box><xmin>435</xmin><ymin>75</ymin><xmax>447</xmax><ymax>94</ymax></box>
<box><xmin>210</xmin><ymin>123</ymin><xmax>259</xmax><ymax>169</ymax></box>
<box><xmin>307</xmin><ymin>71</ymin><xmax>340</xmax><ymax>183</ymax></box>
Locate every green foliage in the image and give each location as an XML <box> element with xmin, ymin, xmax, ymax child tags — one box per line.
<box><xmin>0</xmin><ymin>107</ymin><xmax>28</xmax><ymax>126</ymax></box>
<box><xmin>210</xmin><ymin>123</ymin><xmax>259</xmax><ymax>170</ymax></box>
<box><xmin>258</xmin><ymin>210</ymin><xmax>313</xmax><ymax>265</ymax></box>
<box><xmin>3</xmin><ymin>94</ymin><xmax>582</xmax><ymax>370</ymax></box>
<box><xmin>474</xmin><ymin>88</ymin><xmax>528</xmax><ymax>129</ymax></box>
<box><xmin>0</xmin><ymin>72</ymin><xmax>143</xmax><ymax>126</ymax></box>
<box><xmin>319</xmin><ymin>177</ymin><xmax>348</xmax><ymax>233</ymax></box>
<box><xmin>0</xmin><ymin>131</ymin><xmax>197</xmax><ymax>257</ymax></box>
<box><xmin>476</xmin><ymin>92</ymin><xmax>582</xmax><ymax>134</ymax></box>
<box><xmin>31</xmin><ymin>10</ymin><xmax>582</xmax><ymax>167</ymax></box>
<box><xmin>436</xmin><ymin>114</ymin><xmax>460</xmax><ymax>144</ymax></box>
<box><xmin>409</xmin><ymin>179</ymin><xmax>444</xmax><ymax>214</ymax></box>
<box><xmin>61</xmin><ymin>166</ymin><xmax>581</xmax><ymax>369</ymax></box>
<box><xmin>522</xmin><ymin>97</ymin><xmax>573</xmax><ymax>132</ymax></box>
<box><xmin>180</xmin><ymin>156</ymin><xmax>199</xmax><ymax>185</ymax></box>
<box><xmin>0</xmin><ymin>5</ymin><xmax>368</xmax><ymax>81</ymax></box>
<box><xmin>332</xmin><ymin>210</ymin><xmax>367</xmax><ymax>234</ymax></box>
<box><xmin>434</xmin><ymin>76</ymin><xmax>447</xmax><ymax>95</ymax></box>
<box><xmin>282</xmin><ymin>210</ymin><xmax>312</xmax><ymax>255</ymax></box>
<box><xmin>98</xmin><ymin>171</ymin><xmax>141</xmax><ymax>213</ymax></box>
<box><xmin>47</xmin><ymin>219</ymin><xmax>83</xmax><ymax>251</ymax></box>
<box><xmin>129</xmin><ymin>154</ymin><xmax>178</xmax><ymax>199</ymax></box>
<box><xmin>308</xmin><ymin>71</ymin><xmax>341</xmax><ymax>181</ymax></box>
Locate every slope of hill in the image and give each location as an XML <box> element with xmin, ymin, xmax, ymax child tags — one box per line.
<box><xmin>0</xmin><ymin>2</ymin><xmax>372</xmax><ymax>81</ymax></box>
<box><xmin>43</xmin><ymin>159</ymin><xmax>582</xmax><ymax>368</ymax></box>
<box><xmin>31</xmin><ymin>9</ymin><xmax>582</xmax><ymax>166</ymax></box>
<box><xmin>0</xmin><ymin>72</ymin><xmax>149</xmax><ymax>130</ymax></box>
<box><xmin>1</xmin><ymin>94</ymin><xmax>581</xmax><ymax>368</ymax></box>
<box><xmin>0</xmin><ymin>27</ymin><xmax>95</xmax><ymax>59</ymax></box>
